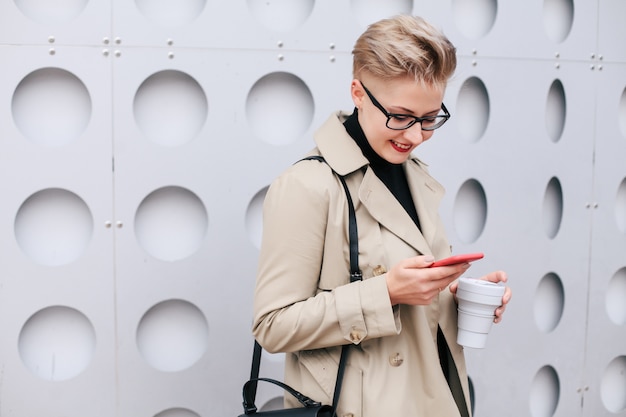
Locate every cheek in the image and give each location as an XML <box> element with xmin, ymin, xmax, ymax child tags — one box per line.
<box><xmin>361</xmin><ymin>120</ymin><xmax>389</xmax><ymax>145</ymax></box>
<box><xmin>360</xmin><ymin>108</ymin><xmax>388</xmax><ymax>135</ymax></box>
<box><xmin>358</xmin><ymin>108</ymin><xmax>380</xmax><ymax>136</ymax></box>
<box><xmin>418</xmin><ymin>129</ymin><xmax>436</xmax><ymax>142</ymax></box>
<box><xmin>368</xmin><ymin>129</ymin><xmax>395</xmax><ymax>156</ymax></box>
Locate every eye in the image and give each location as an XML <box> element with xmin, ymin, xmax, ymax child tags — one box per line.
<box><xmin>390</xmin><ymin>114</ymin><xmax>411</xmax><ymax>122</ymax></box>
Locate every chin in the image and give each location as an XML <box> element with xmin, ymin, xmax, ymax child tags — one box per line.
<box><xmin>385</xmin><ymin>153</ymin><xmax>411</xmax><ymax>165</ymax></box>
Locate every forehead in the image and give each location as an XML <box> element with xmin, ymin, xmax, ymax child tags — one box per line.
<box><xmin>366</xmin><ymin>77</ymin><xmax>445</xmax><ymax>111</ymax></box>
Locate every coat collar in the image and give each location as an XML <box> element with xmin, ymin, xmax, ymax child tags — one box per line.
<box><xmin>315</xmin><ymin>111</ymin><xmax>369</xmax><ymax>176</ymax></box>
<box><xmin>314</xmin><ymin>112</ymin><xmax>445</xmax><ymax>254</ymax></box>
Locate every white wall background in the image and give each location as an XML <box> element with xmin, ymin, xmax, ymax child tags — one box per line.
<box><xmin>0</xmin><ymin>1</ymin><xmax>625</xmax><ymax>416</ymax></box>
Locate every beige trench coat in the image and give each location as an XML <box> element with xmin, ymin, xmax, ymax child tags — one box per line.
<box><xmin>253</xmin><ymin>111</ymin><xmax>471</xmax><ymax>417</ymax></box>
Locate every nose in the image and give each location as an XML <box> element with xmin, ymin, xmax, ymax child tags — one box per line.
<box><xmin>402</xmin><ymin>122</ymin><xmax>425</xmax><ymax>144</ymax></box>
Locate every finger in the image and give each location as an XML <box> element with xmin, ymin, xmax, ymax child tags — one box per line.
<box><xmin>434</xmin><ymin>265</ymin><xmax>469</xmax><ymax>288</ymax></box>
<box><xmin>405</xmin><ymin>255</ymin><xmax>435</xmax><ymax>269</ymax></box>
<box><xmin>433</xmin><ymin>273</ymin><xmax>462</xmax><ymax>295</ymax></box>
<box><xmin>495</xmin><ymin>304</ymin><xmax>506</xmax><ymax>316</ymax></box>
<box><xmin>502</xmin><ymin>287</ymin><xmax>512</xmax><ymax>304</ymax></box>
<box><xmin>494</xmin><ymin>305</ymin><xmax>506</xmax><ymax>323</ymax></box>
<box><xmin>483</xmin><ymin>270</ymin><xmax>508</xmax><ymax>284</ymax></box>
<box><xmin>432</xmin><ymin>284</ymin><xmax>446</xmax><ymax>301</ymax></box>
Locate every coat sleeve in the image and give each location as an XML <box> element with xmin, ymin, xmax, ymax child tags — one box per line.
<box><xmin>252</xmin><ymin>161</ymin><xmax>400</xmax><ymax>353</ymax></box>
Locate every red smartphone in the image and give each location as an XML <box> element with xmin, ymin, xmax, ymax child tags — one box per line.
<box><xmin>429</xmin><ymin>252</ymin><xmax>484</xmax><ymax>267</ymax></box>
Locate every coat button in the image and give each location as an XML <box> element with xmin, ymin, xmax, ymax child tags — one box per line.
<box><xmin>350</xmin><ymin>329</ymin><xmax>362</xmax><ymax>343</ymax></box>
<box><xmin>389</xmin><ymin>352</ymin><xmax>404</xmax><ymax>367</ymax></box>
<box><xmin>372</xmin><ymin>264</ymin><xmax>387</xmax><ymax>276</ymax></box>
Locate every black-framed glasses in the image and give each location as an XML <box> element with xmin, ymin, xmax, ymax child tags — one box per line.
<box><xmin>361</xmin><ymin>82</ymin><xmax>450</xmax><ymax>131</ymax></box>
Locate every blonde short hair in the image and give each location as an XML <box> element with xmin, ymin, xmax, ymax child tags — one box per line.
<box><xmin>352</xmin><ymin>15</ymin><xmax>457</xmax><ymax>87</ymax></box>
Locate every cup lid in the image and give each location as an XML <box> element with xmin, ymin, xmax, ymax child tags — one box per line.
<box><xmin>458</xmin><ymin>277</ymin><xmax>505</xmax><ymax>296</ymax></box>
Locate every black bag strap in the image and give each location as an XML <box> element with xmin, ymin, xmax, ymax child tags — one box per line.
<box><xmin>302</xmin><ymin>156</ymin><xmax>361</xmax><ymax>282</ymax></box>
<box><xmin>242</xmin><ymin>374</ymin><xmax>325</xmax><ymax>412</ymax></box>
<box><xmin>244</xmin><ymin>155</ymin><xmax>362</xmax><ymax>415</ymax></box>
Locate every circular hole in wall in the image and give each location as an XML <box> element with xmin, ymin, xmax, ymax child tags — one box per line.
<box><xmin>606</xmin><ymin>268</ymin><xmax>626</xmax><ymax>325</ymax></box>
<box><xmin>15</xmin><ymin>188</ymin><xmax>93</xmax><ymax>266</ymax></box>
<box><xmin>135</xmin><ymin>0</ymin><xmax>206</xmax><ymax>27</ymax></box>
<box><xmin>134</xmin><ymin>70</ymin><xmax>207</xmax><ymax>147</ymax></box>
<box><xmin>350</xmin><ymin>0</ymin><xmax>413</xmax><ymax>28</ymax></box>
<box><xmin>542</xmin><ymin>177</ymin><xmax>563</xmax><ymax>239</ymax></box>
<box><xmin>616</xmin><ymin>178</ymin><xmax>626</xmax><ymax>233</ymax></box>
<box><xmin>246</xmin><ymin>187</ymin><xmax>268</xmax><ymax>250</ymax></box>
<box><xmin>248</xmin><ymin>0</ymin><xmax>314</xmax><ymax>32</ymax></box>
<box><xmin>247</xmin><ymin>72</ymin><xmax>314</xmax><ymax>146</ymax></box>
<box><xmin>12</xmin><ymin>68</ymin><xmax>91</xmax><ymax>147</ymax></box>
<box><xmin>18</xmin><ymin>306</ymin><xmax>96</xmax><ymax>381</ymax></box>
<box><xmin>154</xmin><ymin>408</ymin><xmax>201</xmax><ymax>417</ymax></box>
<box><xmin>545</xmin><ymin>80</ymin><xmax>566</xmax><ymax>143</ymax></box>
<box><xmin>529</xmin><ymin>365</ymin><xmax>560</xmax><ymax>417</ymax></box>
<box><xmin>453</xmin><ymin>179</ymin><xmax>488</xmax><ymax>243</ymax></box>
<box><xmin>534</xmin><ymin>273</ymin><xmax>565</xmax><ymax>332</ymax></box>
<box><xmin>14</xmin><ymin>0</ymin><xmax>88</xmax><ymax>24</ymax></box>
<box><xmin>456</xmin><ymin>77</ymin><xmax>490</xmax><ymax>143</ymax></box>
<box><xmin>135</xmin><ymin>186</ymin><xmax>208</xmax><ymax>262</ymax></box>
<box><xmin>618</xmin><ymin>88</ymin><xmax>626</xmax><ymax>137</ymax></box>
<box><xmin>260</xmin><ymin>397</ymin><xmax>284</xmax><ymax>412</ymax></box>
<box><xmin>452</xmin><ymin>0</ymin><xmax>498</xmax><ymax>40</ymax></box>
<box><xmin>543</xmin><ymin>0</ymin><xmax>574</xmax><ymax>43</ymax></box>
<box><xmin>601</xmin><ymin>356</ymin><xmax>626</xmax><ymax>413</ymax></box>
<box><xmin>137</xmin><ymin>299</ymin><xmax>209</xmax><ymax>372</ymax></box>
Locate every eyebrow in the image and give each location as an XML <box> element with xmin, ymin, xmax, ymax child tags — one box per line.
<box><xmin>391</xmin><ymin>106</ymin><xmax>441</xmax><ymax>117</ymax></box>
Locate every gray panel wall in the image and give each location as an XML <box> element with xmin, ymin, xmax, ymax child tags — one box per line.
<box><xmin>0</xmin><ymin>1</ymin><xmax>624</xmax><ymax>416</ymax></box>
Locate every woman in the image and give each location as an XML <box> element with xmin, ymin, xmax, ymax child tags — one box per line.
<box><xmin>253</xmin><ymin>15</ymin><xmax>511</xmax><ymax>417</ymax></box>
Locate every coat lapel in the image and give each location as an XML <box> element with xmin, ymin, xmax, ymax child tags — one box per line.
<box><xmin>405</xmin><ymin>159</ymin><xmax>445</xmax><ymax>250</ymax></box>
<box><xmin>358</xmin><ymin>166</ymin><xmax>438</xmax><ymax>256</ymax></box>
<box><xmin>314</xmin><ymin>112</ymin><xmax>446</xmax><ymax>256</ymax></box>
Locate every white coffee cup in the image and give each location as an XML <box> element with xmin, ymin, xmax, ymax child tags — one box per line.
<box><xmin>456</xmin><ymin>277</ymin><xmax>505</xmax><ymax>348</ymax></box>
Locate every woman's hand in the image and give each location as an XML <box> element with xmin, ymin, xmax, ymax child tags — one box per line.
<box><xmin>449</xmin><ymin>270</ymin><xmax>512</xmax><ymax>323</ymax></box>
<box><xmin>386</xmin><ymin>255</ymin><xmax>470</xmax><ymax>306</ymax></box>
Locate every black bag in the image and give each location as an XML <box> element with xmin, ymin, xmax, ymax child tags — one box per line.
<box><xmin>237</xmin><ymin>343</ymin><xmax>338</xmax><ymax>417</ymax></box>
<box><xmin>238</xmin><ymin>157</ymin><xmax>361</xmax><ymax>417</ymax></box>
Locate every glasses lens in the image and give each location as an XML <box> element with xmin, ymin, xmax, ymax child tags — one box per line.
<box><xmin>386</xmin><ymin>115</ymin><xmax>417</xmax><ymax>130</ymax></box>
<box><xmin>421</xmin><ymin>116</ymin><xmax>448</xmax><ymax>131</ymax></box>
<box><xmin>386</xmin><ymin>115</ymin><xmax>448</xmax><ymax>131</ymax></box>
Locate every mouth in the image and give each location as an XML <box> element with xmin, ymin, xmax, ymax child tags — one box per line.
<box><xmin>390</xmin><ymin>140</ymin><xmax>412</xmax><ymax>152</ymax></box>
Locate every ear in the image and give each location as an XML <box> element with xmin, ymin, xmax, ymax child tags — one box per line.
<box><xmin>350</xmin><ymin>79</ymin><xmax>365</xmax><ymax>109</ymax></box>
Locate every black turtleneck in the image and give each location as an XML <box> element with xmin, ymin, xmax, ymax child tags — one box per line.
<box><xmin>343</xmin><ymin>108</ymin><xmax>421</xmax><ymax>230</ymax></box>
